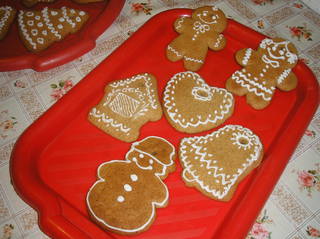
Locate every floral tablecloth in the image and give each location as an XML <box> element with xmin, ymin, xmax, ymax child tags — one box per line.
<box><xmin>0</xmin><ymin>0</ymin><xmax>319</xmax><ymax>238</ymax></box>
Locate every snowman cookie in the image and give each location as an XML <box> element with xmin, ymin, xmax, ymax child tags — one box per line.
<box><xmin>163</xmin><ymin>71</ymin><xmax>234</xmax><ymax>134</ymax></box>
<box><xmin>22</xmin><ymin>0</ymin><xmax>56</xmax><ymax>8</ymax></box>
<box><xmin>226</xmin><ymin>37</ymin><xmax>298</xmax><ymax>109</ymax></box>
<box><xmin>179</xmin><ymin>125</ymin><xmax>263</xmax><ymax>201</ymax></box>
<box><xmin>0</xmin><ymin>6</ymin><xmax>16</xmax><ymax>40</ymax></box>
<box><xmin>166</xmin><ymin>6</ymin><xmax>227</xmax><ymax>71</ymax></box>
<box><xmin>17</xmin><ymin>7</ymin><xmax>89</xmax><ymax>52</ymax></box>
<box><xmin>88</xmin><ymin>73</ymin><xmax>162</xmax><ymax>142</ymax></box>
<box><xmin>86</xmin><ymin>136</ymin><xmax>176</xmax><ymax>235</ymax></box>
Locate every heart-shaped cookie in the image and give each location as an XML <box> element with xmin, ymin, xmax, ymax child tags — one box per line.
<box><xmin>163</xmin><ymin>71</ymin><xmax>234</xmax><ymax>133</ymax></box>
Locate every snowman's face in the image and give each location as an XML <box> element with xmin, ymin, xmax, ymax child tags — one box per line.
<box><xmin>129</xmin><ymin>151</ymin><xmax>165</xmax><ymax>175</ymax></box>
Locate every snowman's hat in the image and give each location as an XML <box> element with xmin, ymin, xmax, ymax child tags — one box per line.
<box><xmin>132</xmin><ymin>136</ymin><xmax>175</xmax><ymax>166</ymax></box>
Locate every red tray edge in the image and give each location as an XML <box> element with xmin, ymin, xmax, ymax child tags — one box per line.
<box><xmin>9</xmin><ymin>8</ymin><xmax>320</xmax><ymax>239</ymax></box>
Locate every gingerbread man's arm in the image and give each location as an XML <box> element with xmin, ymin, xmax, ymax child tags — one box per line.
<box><xmin>276</xmin><ymin>70</ymin><xmax>298</xmax><ymax>91</ymax></box>
<box><xmin>150</xmin><ymin>177</ymin><xmax>169</xmax><ymax>207</ymax></box>
<box><xmin>173</xmin><ymin>16</ymin><xmax>193</xmax><ymax>33</ymax></box>
<box><xmin>208</xmin><ymin>34</ymin><xmax>226</xmax><ymax>51</ymax></box>
<box><xmin>235</xmin><ymin>48</ymin><xmax>257</xmax><ymax>66</ymax></box>
<box><xmin>98</xmin><ymin>161</ymin><xmax>128</xmax><ymax>179</ymax></box>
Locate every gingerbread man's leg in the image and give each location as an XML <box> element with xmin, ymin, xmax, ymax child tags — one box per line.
<box><xmin>183</xmin><ymin>49</ymin><xmax>206</xmax><ymax>71</ymax></box>
<box><xmin>166</xmin><ymin>40</ymin><xmax>184</xmax><ymax>62</ymax></box>
<box><xmin>246</xmin><ymin>92</ymin><xmax>271</xmax><ymax>110</ymax></box>
<box><xmin>226</xmin><ymin>75</ymin><xmax>248</xmax><ymax>96</ymax></box>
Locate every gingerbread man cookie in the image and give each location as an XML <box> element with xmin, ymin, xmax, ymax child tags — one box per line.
<box><xmin>0</xmin><ymin>6</ymin><xmax>16</xmax><ymax>40</ymax></box>
<box><xmin>179</xmin><ymin>125</ymin><xmax>263</xmax><ymax>201</ymax></box>
<box><xmin>166</xmin><ymin>6</ymin><xmax>227</xmax><ymax>71</ymax></box>
<box><xmin>18</xmin><ymin>7</ymin><xmax>89</xmax><ymax>52</ymax></box>
<box><xmin>86</xmin><ymin>136</ymin><xmax>176</xmax><ymax>235</ymax></box>
<box><xmin>88</xmin><ymin>73</ymin><xmax>162</xmax><ymax>142</ymax></box>
<box><xmin>226</xmin><ymin>37</ymin><xmax>298</xmax><ymax>109</ymax></box>
<box><xmin>163</xmin><ymin>71</ymin><xmax>234</xmax><ymax>134</ymax></box>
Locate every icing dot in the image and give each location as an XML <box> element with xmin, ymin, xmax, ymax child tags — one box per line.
<box><xmin>76</xmin><ymin>17</ymin><xmax>81</xmax><ymax>22</ymax></box>
<box><xmin>139</xmin><ymin>154</ymin><xmax>144</xmax><ymax>158</ymax></box>
<box><xmin>27</xmin><ymin>20</ymin><xmax>34</xmax><ymax>26</ymax></box>
<box><xmin>35</xmin><ymin>16</ymin><xmax>40</xmax><ymax>20</ymax></box>
<box><xmin>51</xmin><ymin>11</ymin><xmax>58</xmax><ymax>16</ymax></box>
<box><xmin>124</xmin><ymin>184</ymin><xmax>132</xmax><ymax>192</ymax></box>
<box><xmin>31</xmin><ymin>29</ymin><xmax>38</xmax><ymax>36</ymax></box>
<box><xmin>130</xmin><ymin>174</ymin><xmax>138</xmax><ymax>181</ymax></box>
<box><xmin>26</xmin><ymin>12</ymin><xmax>34</xmax><ymax>17</ymax></box>
<box><xmin>149</xmin><ymin>159</ymin><xmax>153</xmax><ymax>164</ymax></box>
<box><xmin>117</xmin><ymin>195</ymin><xmax>125</xmax><ymax>202</ymax></box>
<box><xmin>59</xmin><ymin>17</ymin><xmax>65</xmax><ymax>22</ymax></box>
<box><xmin>79</xmin><ymin>11</ymin><xmax>85</xmax><ymax>16</ymax></box>
<box><xmin>37</xmin><ymin>38</ymin><xmax>44</xmax><ymax>44</ymax></box>
<box><xmin>37</xmin><ymin>22</ymin><xmax>43</xmax><ymax>27</ymax></box>
<box><xmin>57</xmin><ymin>24</ymin><xmax>63</xmax><ymax>29</ymax></box>
<box><xmin>42</xmin><ymin>30</ymin><xmax>47</xmax><ymax>36</ymax></box>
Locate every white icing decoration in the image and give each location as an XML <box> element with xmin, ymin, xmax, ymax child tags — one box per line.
<box><xmin>89</xmin><ymin>107</ymin><xmax>130</xmax><ymax>133</ymax></box>
<box><xmin>57</xmin><ymin>24</ymin><xmax>63</xmax><ymax>29</ymax></box>
<box><xmin>192</xmin><ymin>21</ymin><xmax>210</xmax><ymax>40</ymax></box>
<box><xmin>260</xmin><ymin>38</ymin><xmax>297</xmax><ymax>65</ymax></box>
<box><xmin>0</xmin><ymin>6</ymin><xmax>14</xmax><ymax>33</ymax></box>
<box><xmin>214</xmin><ymin>34</ymin><xmax>224</xmax><ymax>48</ymax></box>
<box><xmin>175</xmin><ymin>16</ymin><xmax>186</xmax><ymax>30</ymax></box>
<box><xmin>51</xmin><ymin>11</ymin><xmax>58</xmax><ymax>16</ymax></box>
<box><xmin>231</xmin><ymin>70</ymin><xmax>273</xmax><ymax>101</ymax></box>
<box><xmin>31</xmin><ymin>29</ymin><xmax>38</xmax><ymax>36</ymax></box>
<box><xmin>26</xmin><ymin>12</ymin><xmax>34</xmax><ymax>17</ymax></box>
<box><xmin>76</xmin><ymin>17</ymin><xmax>81</xmax><ymax>22</ymax></box>
<box><xmin>42</xmin><ymin>30</ymin><xmax>47</xmax><ymax>36</ymax></box>
<box><xmin>27</xmin><ymin>20</ymin><xmax>34</xmax><ymax>26</ymax></box>
<box><xmin>124</xmin><ymin>184</ymin><xmax>132</xmax><ymax>192</ymax></box>
<box><xmin>61</xmin><ymin>7</ymin><xmax>76</xmax><ymax>28</ymax></box>
<box><xmin>108</xmin><ymin>92</ymin><xmax>140</xmax><ymax>118</ymax></box>
<box><xmin>37</xmin><ymin>22</ymin><xmax>43</xmax><ymax>27</ymax></box>
<box><xmin>163</xmin><ymin>71</ymin><xmax>234</xmax><ymax>129</ymax></box>
<box><xmin>242</xmin><ymin>48</ymin><xmax>252</xmax><ymax>65</ymax></box>
<box><xmin>180</xmin><ymin>125</ymin><xmax>262</xmax><ymax>199</ymax></box>
<box><xmin>277</xmin><ymin>69</ymin><xmax>291</xmax><ymax>85</ymax></box>
<box><xmin>117</xmin><ymin>195</ymin><xmax>125</xmax><ymax>202</ymax></box>
<box><xmin>37</xmin><ymin>38</ymin><xmax>44</xmax><ymax>44</ymax></box>
<box><xmin>18</xmin><ymin>11</ymin><xmax>37</xmax><ymax>50</ymax></box>
<box><xmin>167</xmin><ymin>45</ymin><xmax>203</xmax><ymax>63</ymax></box>
<box><xmin>42</xmin><ymin>7</ymin><xmax>61</xmax><ymax>39</ymax></box>
<box><xmin>86</xmin><ymin>136</ymin><xmax>175</xmax><ymax>233</ymax></box>
<box><xmin>130</xmin><ymin>174</ymin><xmax>138</xmax><ymax>181</ymax></box>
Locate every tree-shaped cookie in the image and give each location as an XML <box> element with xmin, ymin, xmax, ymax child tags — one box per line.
<box><xmin>0</xmin><ymin>6</ymin><xmax>16</xmax><ymax>40</ymax></box>
<box><xmin>180</xmin><ymin>125</ymin><xmax>263</xmax><ymax>201</ymax></box>
<box><xmin>17</xmin><ymin>7</ymin><xmax>89</xmax><ymax>52</ymax></box>
<box><xmin>88</xmin><ymin>73</ymin><xmax>162</xmax><ymax>142</ymax></box>
<box><xmin>86</xmin><ymin>136</ymin><xmax>176</xmax><ymax>235</ymax></box>
<box><xmin>226</xmin><ymin>37</ymin><xmax>298</xmax><ymax>109</ymax></box>
<box><xmin>166</xmin><ymin>6</ymin><xmax>227</xmax><ymax>71</ymax></box>
<box><xmin>22</xmin><ymin>0</ymin><xmax>56</xmax><ymax>8</ymax></box>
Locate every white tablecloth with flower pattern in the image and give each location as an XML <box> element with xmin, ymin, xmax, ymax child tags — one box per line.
<box><xmin>0</xmin><ymin>0</ymin><xmax>319</xmax><ymax>238</ymax></box>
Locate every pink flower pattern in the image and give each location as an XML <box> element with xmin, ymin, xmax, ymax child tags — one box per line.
<box><xmin>247</xmin><ymin>210</ymin><xmax>273</xmax><ymax>239</ymax></box>
<box><xmin>307</xmin><ymin>225</ymin><xmax>320</xmax><ymax>238</ymax></box>
<box><xmin>297</xmin><ymin>164</ymin><xmax>320</xmax><ymax>197</ymax></box>
<box><xmin>50</xmin><ymin>79</ymin><xmax>74</xmax><ymax>102</ymax></box>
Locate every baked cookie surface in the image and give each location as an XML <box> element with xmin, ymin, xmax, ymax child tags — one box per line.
<box><xmin>163</xmin><ymin>71</ymin><xmax>234</xmax><ymax>134</ymax></box>
<box><xmin>0</xmin><ymin>6</ymin><xmax>16</xmax><ymax>40</ymax></box>
<box><xmin>166</xmin><ymin>6</ymin><xmax>227</xmax><ymax>71</ymax></box>
<box><xmin>17</xmin><ymin>7</ymin><xmax>89</xmax><ymax>52</ymax></box>
<box><xmin>88</xmin><ymin>73</ymin><xmax>162</xmax><ymax>142</ymax></box>
<box><xmin>86</xmin><ymin>136</ymin><xmax>176</xmax><ymax>235</ymax></box>
<box><xmin>226</xmin><ymin>37</ymin><xmax>298</xmax><ymax>109</ymax></box>
<box><xmin>179</xmin><ymin>125</ymin><xmax>263</xmax><ymax>201</ymax></box>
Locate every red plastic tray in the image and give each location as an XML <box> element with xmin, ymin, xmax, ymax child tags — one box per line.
<box><xmin>0</xmin><ymin>0</ymin><xmax>124</xmax><ymax>72</ymax></box>
<box><xmin>10</xmin><ymin>9</ymin><xmax>319</xmax><ymax>239</ymax></box>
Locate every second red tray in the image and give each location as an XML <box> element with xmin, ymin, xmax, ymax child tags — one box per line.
<box><xmin>10</xmin><ymin>8</ymin><xmax>319</xmax><ymax>239</ymax></box>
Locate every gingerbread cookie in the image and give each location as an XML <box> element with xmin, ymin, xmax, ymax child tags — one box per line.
<box><xmin>88</xmin><ymin>73</ymin><xmax>162</xmax><ymax>142</ymax></box>
<box><xmin>226</xmin><ymin>37</ymin><xmax>298</xmax><ymax>109</ymax></box>
<box><xmin>87</xmin><ymin>136</ymin><xmax>176</xmax><ymax>235</ymax></box>
<box><xmin>0</xmin><ymin>6</ymin><xmax>16</xmax><ymax>41</ymax></box>
<box><xmin>179</xmin><ymin>125</ymin><xmax>263</xmax><ymax>201</ymax></box>
<box><xmin>166</xmin><ymin>6</ymin><xmax>227</xmax><ymax>71</ymax></box>
<box><xmin>22</xmin><ymin>0</ymin><xmax>56</xmax><ymax>8</ymax></box>
<box><xmin>163</xmin><ymin>71</ymin><xmax>234</xmax><ymax>134</ymax></box>
<box><xmin>18</xmin><ymin>7</ymin><xmax>89</xmax><ymax>52</ymax></box>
